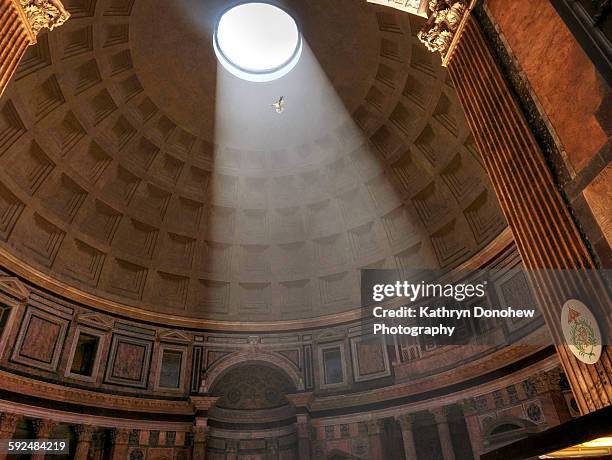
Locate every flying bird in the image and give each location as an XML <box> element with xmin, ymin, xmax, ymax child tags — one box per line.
<box><xmin>272</xmin><ymin>96</ymin><xmax>285</xmax><ymax>114</ymax></box>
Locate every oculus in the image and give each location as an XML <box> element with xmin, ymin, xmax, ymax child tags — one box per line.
<box><xmin>213</xmin><ymin>2</ymin><xmax>302</xmax><ymax>82</ymax></box>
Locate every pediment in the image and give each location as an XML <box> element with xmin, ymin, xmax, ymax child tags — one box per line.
<box><xmin>0</xmin><ymin>277</ymin><xmax>30</xmax><ymax>302</ymax></box>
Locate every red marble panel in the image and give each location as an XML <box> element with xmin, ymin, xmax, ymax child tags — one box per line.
<box><xmin>356</xmin><ymin>337</ymin><xmax>386</xmax><ymax>376</ymax></box>
<box><xmin>486</xmin><ymin>0</ymin><xmax>608</xmax><ymax>173</ymax></box>
<box><xmin>112</xmin><ymin>340</ymin><xmax>146</xmax><ymax>381</ymax></box>
<box><xmin>20</xmin><ymin>314</ymin><xmax>61</xmax><ymax>363</ymax></box>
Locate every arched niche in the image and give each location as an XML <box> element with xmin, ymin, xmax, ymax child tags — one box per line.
<box><xmin>201</xmin><ymin>349</ymin><xmax>305</xmax><ymax>393</ymax></box>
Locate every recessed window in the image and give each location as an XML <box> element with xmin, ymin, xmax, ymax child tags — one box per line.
<box><xmin>159</xmin><ymin>349</ymin><xmax>183</xmax><ymax>389</ymax></box>
<box><xmin>70</xmin><ymin>333</ymin><xmax>99</xmax><ymax>376</ymax></box>
<box><xmin>213</xmin><ymin>2</ymin><xmax>302</xmax><ymax>82</ymax></box>
<box><xmin>323</xmin><ymin>348</ymin><xmax>343</xmax><ymax>385</ymax></box>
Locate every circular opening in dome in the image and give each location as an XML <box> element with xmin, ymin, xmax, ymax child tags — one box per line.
<box><xmin>213</xmin><ymin>2</ymin><xmax>302</xmax><ymax>82</ymax></box>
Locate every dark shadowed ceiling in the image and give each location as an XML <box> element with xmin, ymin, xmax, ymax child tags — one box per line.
<box><xmin>0</xmin><ymin>0</ymin><xmax>506</xmax><ymax>321</ymax></box>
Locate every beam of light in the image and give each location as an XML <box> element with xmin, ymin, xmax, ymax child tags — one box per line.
<box><xmin>211</xmin><ymin>30</ymin><xmax>432</xmax><ymax>316</ymax></box>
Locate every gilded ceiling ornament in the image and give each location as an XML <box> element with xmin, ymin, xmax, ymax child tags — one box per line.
<box><xmin>418</xmin><ymin>0</ymin><xmax>467</xmax><ymax>56</ymax></box>
<box><xmin>19</xmin><ymin>0</ymin><xmax>71</xmax><ymax>36</ymax></box>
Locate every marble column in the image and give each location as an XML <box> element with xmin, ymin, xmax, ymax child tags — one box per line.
<box><xmin>31</xmin><ymin>419</ymin><xmax>56</xmax><ymax>460</ymax></box>
<box><xmin>432</xmin><ymin>407</ymin><xmax>455</xmax><ymax>460</ymax></box>
<box><xmin>0</xmin><ymin>413</ymin><xmax>21</xmax><ymax>460</ymax></box>
<box><xmin>110</xmin><ymin>428</ymin><xmax>130</xmax><ymax>460</ymax></box>
<box><xmin>445</xmin><ymin>12</ymin><xmax>612</xmax><ymax>414</ymax></box>
<box><xmin>73</xmin><ymin>425</ymin><xmax>96</xmax><ymax>460</ymax></box>
<box><xmin>0</xmin><ymin>0</ymin><xmax>70</xmax><ymax>97</ymax></box>
<box><xmin>396</xmin><ymin>414</ymin><xmax>418</xmax><ymax>460</ymax></box>
<box><xmin>192</xmin><ymin>425</ymin><xmax>208</xmax><ymax>460</ymax></box>
<box><xmin>295</xmin><ymin>415</ymin><xmax>311</xmax><ymax>460</ymax></box>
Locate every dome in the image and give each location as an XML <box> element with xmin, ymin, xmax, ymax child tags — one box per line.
<box><xmin>0</xmin><ymin>0</ymin><xmax>505</xmax><ymax>323</ymax></box>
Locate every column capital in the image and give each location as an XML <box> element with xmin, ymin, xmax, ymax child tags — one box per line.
<box><xmin>526</xmin><ymin>370</ymin><xmax>559</xmax><ymax>395</ymax></box>
<box><xmin>18</xmin><ymin>0</ymin><xmax>71</xmax><ymax>36</ymax></box>
<box><xmin>33</xmin><ymin>419</ymin><xmax>56</xmax><ymax>438</ymax></box>
<box><xmin>396</xmin><ymin>413</ymin><xmax>418</xmax><ymax>431</ymax></box>
<box><xmin>110</xmin><ymin>428</ymin><xmax>131</xmax><ymax>445</ymax></box>
<box><xmin>458</xmin><ymin>398</ymin><xmax>478</xmax><ymax>416</ymax></box>
<box><xmin>0</xmin><ymin>412</ymin><xmax>21</xmax><ymax>433</ymax></box>
<box><xmin>417</xmin><ymin>0</ymin><xmax>472</xmax><ymax>60</ymax></box>
<box><xmin>431</xmin><ymin>406</ymin><xmax>453</xmax><ymax>424</ymax></box>
<box><xmin>74</xmin><ymin>425</ymin><xmax>96</xmax><ymax>442</ymax></box>
<box><xmin>530</xmin><ymin>368</ymin><xmax>563</xmax><ymax>393</ymax></box>
<box><xmin>366</xmin><ymin>419</ymin><xmax>384</xmax><ymax>435</ymax></box>
<box><xmin>192</xmin><ymin>425</ymin><xmax>209</xmax><ymax>444</ymax></box>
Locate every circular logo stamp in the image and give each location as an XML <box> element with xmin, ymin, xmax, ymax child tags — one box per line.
<box><xmin>561</xmin><ymin>299</ymin><xmax>602</xmax><ymax>365</ymax></box>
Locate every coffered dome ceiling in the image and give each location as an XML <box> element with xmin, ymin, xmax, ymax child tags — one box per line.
<box><xmin>0</xmin><ymin>0</ymin><xmax>506</xmax><ymax>321</ymax></box>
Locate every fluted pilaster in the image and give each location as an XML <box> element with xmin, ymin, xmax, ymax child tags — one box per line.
<box><xmin>73</xmin><ymin>425</ymin><xmax>96</xmax><ymax>460</ymax></box>
<box><xmin>367</xmin><ymin>419</ymin><xmax>384</xmax><ymax>460</ymax></box>
<box><xmin>0</xmin><ymin>0</ymin><xmax>34</xmax><ymax>96</ymax></box>
<box><xmin>446</xmin><ymin>13</ymin><xmax>612</xmax><ymax>415</ymax></box>
<box><xmin>110</xmin><ymin>428</ymin><xmax>130</xmax><ymax>460</ymax></box>
<box><xmin>192</xmin><ymin>425</ymin><xmax>208</xmax><ymax>460</ymax></box>
<box><xmin>31</xmin><ymin>419</ymin><xmax>57</xmax><ymax>460</ymax></box>
<box><xmin>0</xmin><ymin>0</ymin><xmax>69</xmax><ymax>97</ymax></box>
<box><xmin>0</xmin><ymin>413</ymin><xmax>21</xmax><ymax>460</ymax></box>
<box><xmin>295</xmin><ymin>414</ymin><xmax>312</xmax><ymax>460</ymax></box>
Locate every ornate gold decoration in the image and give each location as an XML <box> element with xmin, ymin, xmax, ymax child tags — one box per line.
<box><xmin>19</xmin><ymin>0</ymin><xmax>70</xmax><ymax>36</ymax></box>
<box><xmin>418</xmin><ymin>0</ymin><xmax>468</xmax><ymax>57</ymax></box>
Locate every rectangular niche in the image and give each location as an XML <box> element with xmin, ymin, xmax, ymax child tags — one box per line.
<box><xmin>318</xmin><ymin>343</ymin><xmax>347</xmax><ymax>390</ymax></box>
<box><xmin>156</xmin><ymin>346</ymin><xmax>186</xmax><ymax>391</ymax></box>
<box><xmin>65</xmin><ymin>327</ymin><xmax>104</xmax><ymax>382</ymax></box>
